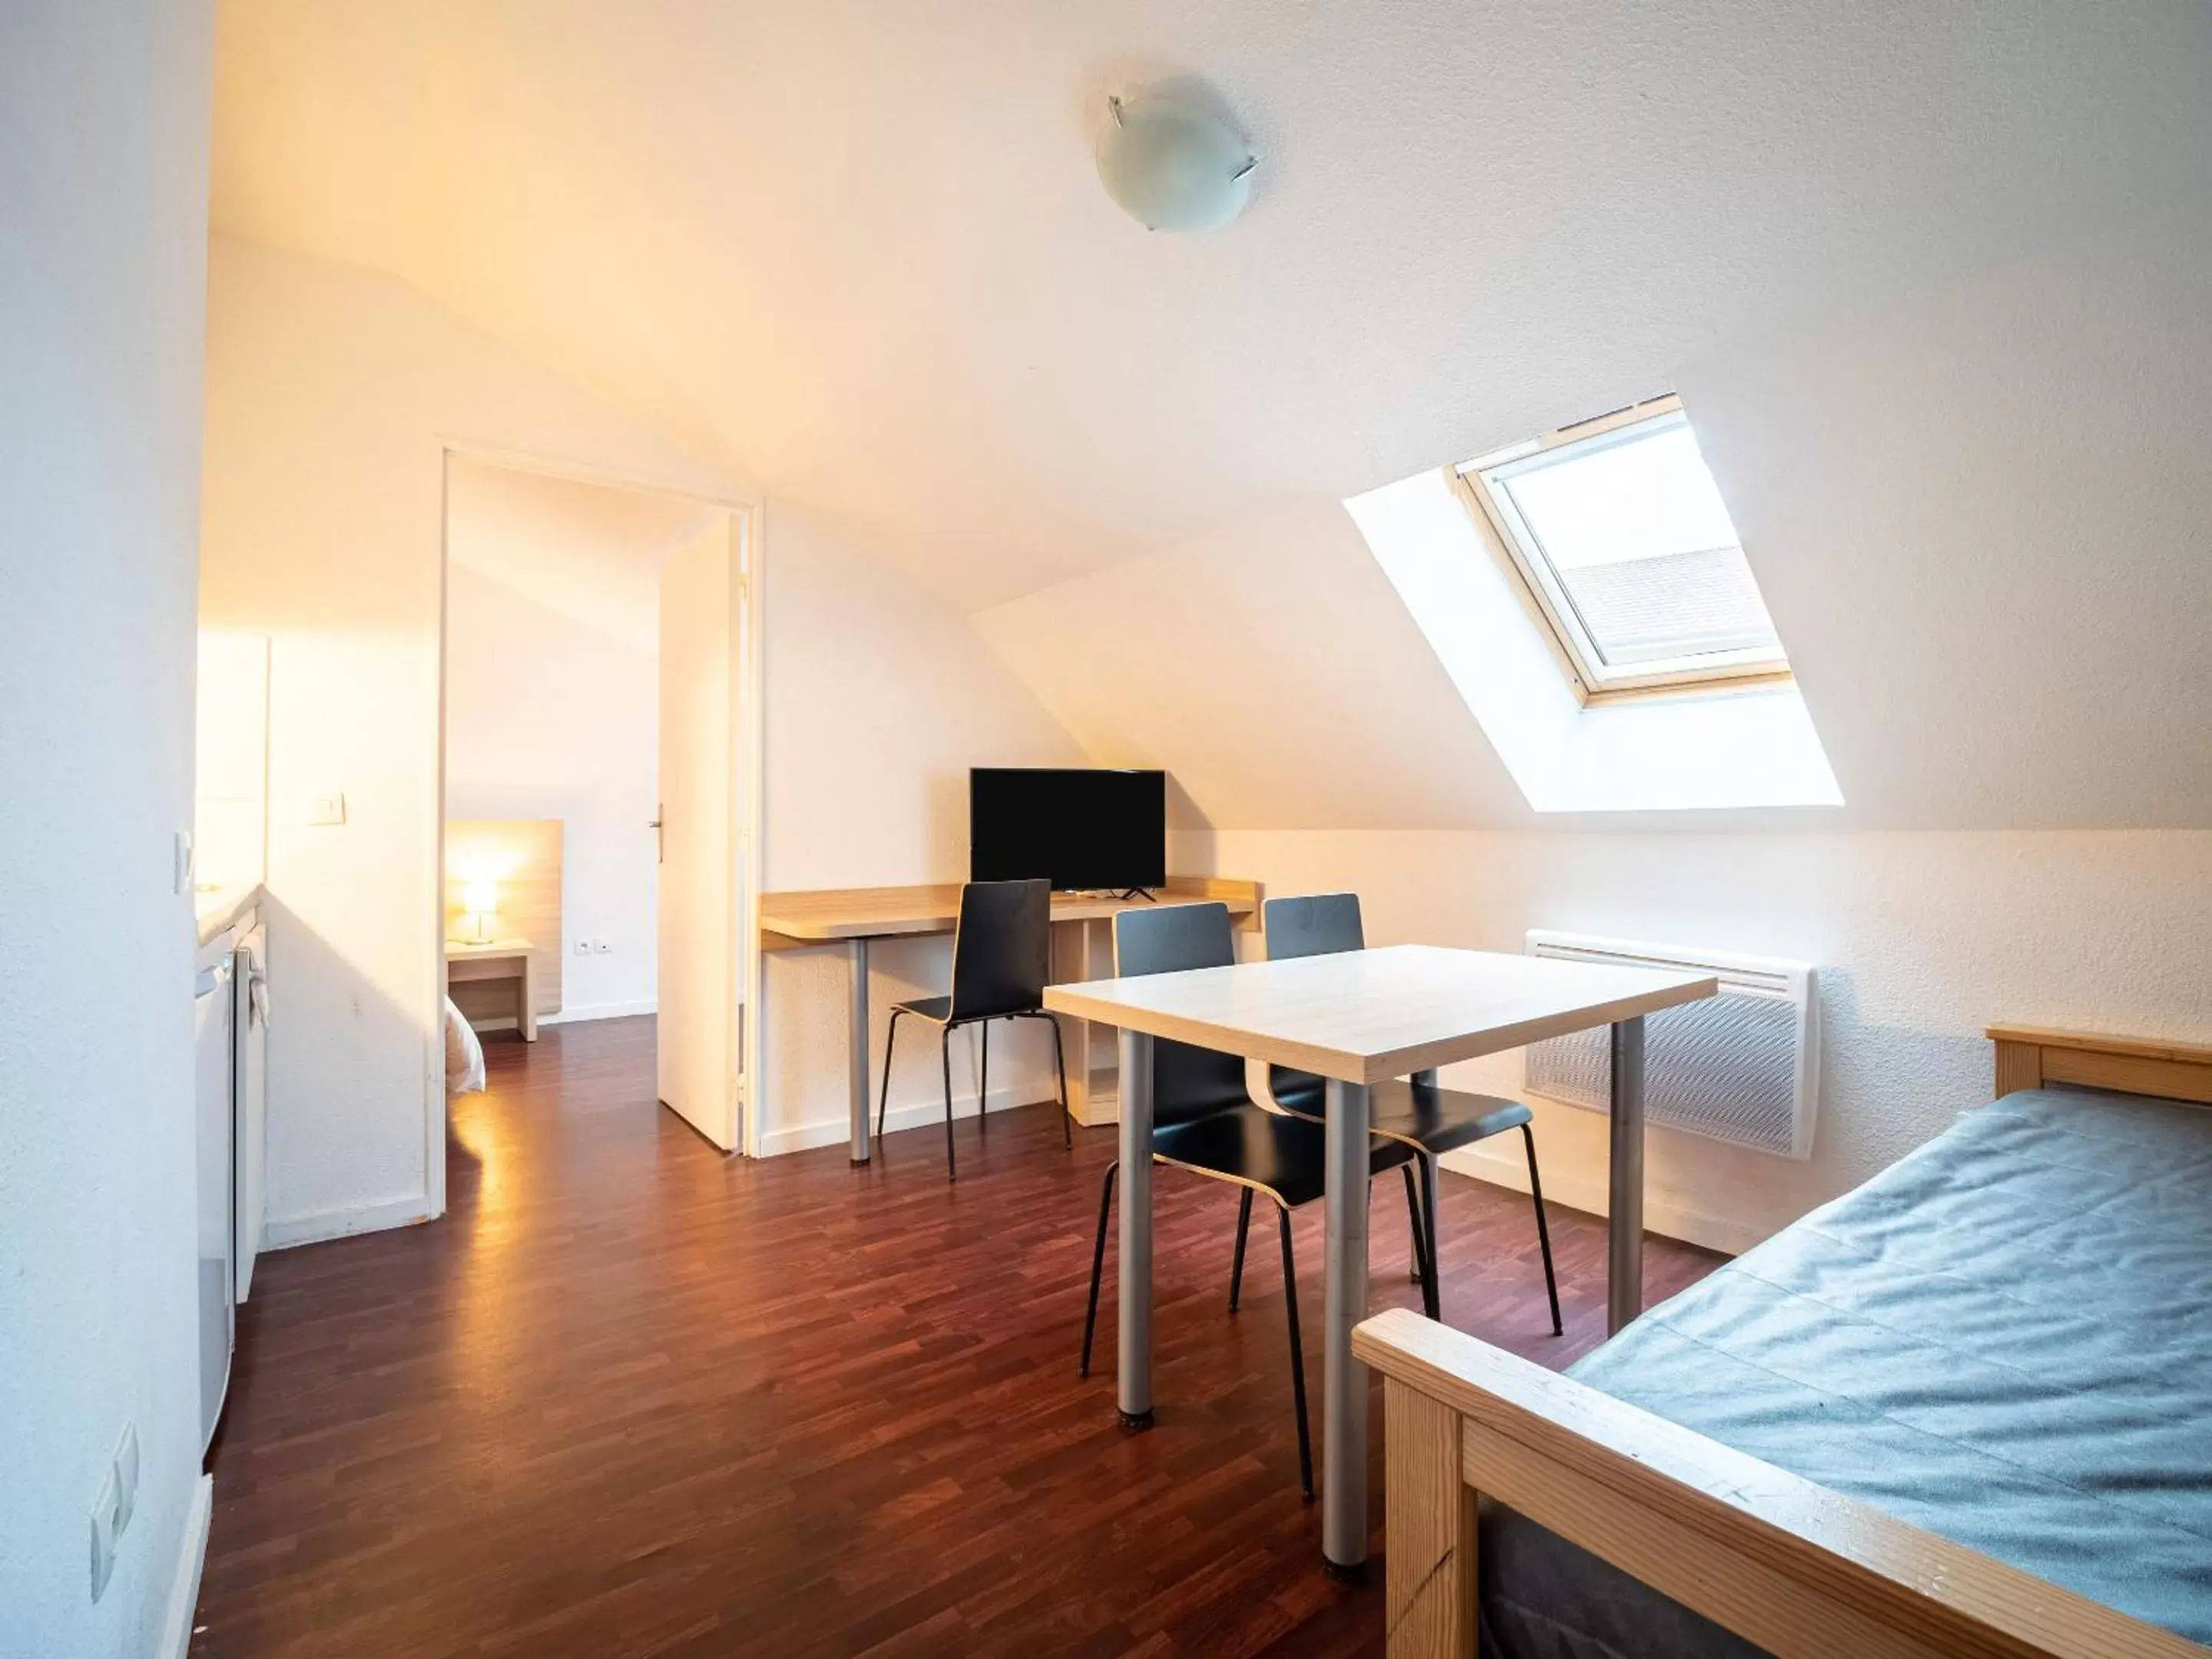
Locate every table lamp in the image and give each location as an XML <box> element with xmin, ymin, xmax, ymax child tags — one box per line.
<box><xmin>462</xmin><ymin>878</ymin><xmax>498</xmax><ymax>943</ymax></box>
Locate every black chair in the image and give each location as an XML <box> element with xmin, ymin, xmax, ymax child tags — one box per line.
<box><xmin>1261</xmin><ymin>892</ymin><xmax>1562</xmax><ymax>1335</ymax></box>
<box><xmin>1078</xmin><ymin>901</ymin><xmax>1422</xmax><ymax>1500</ymax></box>
<box><xmin>876</xmin><ymin>879</ymin><xmax>1068</xmax><ymax>1181</ymax></box>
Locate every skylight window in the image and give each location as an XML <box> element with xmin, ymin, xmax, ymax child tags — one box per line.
<box><xmin>1455</xmin><ymin>396</ymin><xmax>1788</xmax><ymax>699</ymax></box>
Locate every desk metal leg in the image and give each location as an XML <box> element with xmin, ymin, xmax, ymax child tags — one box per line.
<box><xmin>1323</xmin><ymin>1077</ymin><xmax>1371</xmax><ymax>1576</ymax></box>
<box><xmin>847</xmin><ymin>938</ymin><xmax>871</xmax><ymax>1164</ymax></box>
<box><xmin>1608</xmin><ymin>1016</ymin><xmax>1646</xmax><ymax>1335</ymax></box>
<box><xmin>1116</xmin><ymin>1028</ymin><xmax>1154</xmax><ymax>1429</ymax></box>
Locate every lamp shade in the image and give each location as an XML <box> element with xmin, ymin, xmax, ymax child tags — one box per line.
<box><xmin>1097</xmin><ymin>87</ymin><xmax>1256</xmax><ymax>233</ymax></box>
<box><xmin>462</xmin><ymin>879</ymin><xmax>498</xmax><ymax>917</ymax></box>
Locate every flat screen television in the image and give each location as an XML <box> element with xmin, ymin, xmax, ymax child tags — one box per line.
<box><xmin>969</xmin><ymin>768</ymin><xmax>1167</xmax><ymax>892</ymax></box>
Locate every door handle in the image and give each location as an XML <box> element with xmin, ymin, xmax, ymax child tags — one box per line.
<box><xmin>650</xmin><ymin>806</ymin><xmax>664</xmax><ymax>865</ymax></box>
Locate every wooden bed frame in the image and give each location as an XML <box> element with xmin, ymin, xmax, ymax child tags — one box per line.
<box><xmin>1353</xmin><ymin>1024</ymin><xmax>2212</xmax><ymax>1659</ymax></box>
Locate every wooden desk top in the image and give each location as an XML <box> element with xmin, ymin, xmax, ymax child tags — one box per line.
<box><xmin>446</xmin><ymin>938</ymin><xmax>535</xmax><ymax>960</ymax></box>
<box><xmin>1043</xmin><ymin>943</ymin><xmax>1717</xmax><ymax>1085</ymax></box>
<box><xmin>758</xmin><ymin>877</ymin><xmax>1260</xmax><ymax>947</ymax></box>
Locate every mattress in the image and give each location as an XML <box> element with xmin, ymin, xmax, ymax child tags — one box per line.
<box><xmin>1482</xmin><ymin>1084</ymin><xmax>2212</xmax><ymax>1659</ymax></box>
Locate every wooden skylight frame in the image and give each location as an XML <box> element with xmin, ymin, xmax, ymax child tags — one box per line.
<box><xmin>1449</xmin><ymin>394</ymin><xmax>1796</xmax><ymax>705</ymax></box>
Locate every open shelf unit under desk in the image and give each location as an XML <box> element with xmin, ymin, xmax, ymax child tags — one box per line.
<box><xmin>759</xmin><ymin>876</ymin><xmax>1262</xmax><ymax>1156</ymax></box>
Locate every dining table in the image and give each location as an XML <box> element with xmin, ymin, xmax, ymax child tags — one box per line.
<box><xmin>1044</xmin><ymin>941</ymin><xmax>1718</xmax><ymax>1576</ymax></box>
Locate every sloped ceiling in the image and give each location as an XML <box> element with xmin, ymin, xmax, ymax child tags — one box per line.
<box><xmin>214</xmin><ymin>2</ymin><xmax>2212</xmax><ymax>830</ymax></box>
<box><xmin>213</xmin><ymin>1</ymin><xmax>2212</xmax><ymax>611</ymax></box>
<box><xmin>445</xmin><ymin>458</ymin><xmax>720</xmax><ymax>655</ymax></box>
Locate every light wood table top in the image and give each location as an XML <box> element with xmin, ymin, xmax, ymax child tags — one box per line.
<box><xmin>1044</xmin><ymin>942</ymin><xmax>1717</xmax><ymax>1084</ymax></box>
<box><xmin>758</xmin><ymin>878</ymin><xmax>1258</xmax><ymax>946</ymax></box>
<box><xmin>445</xmin><ymin>937</ymin><xmax>535</xmax><ymax>959</ymax></box>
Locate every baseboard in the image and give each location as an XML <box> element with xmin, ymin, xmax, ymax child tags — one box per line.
<box><xmin>541</xmin><ymin>999</ymin><xmax>657</xmax><ymax>1025</ymax></box>
<box><xmin>156</xmin><ymin>1473</ymin><xmax>213</xmax><ymax>1659</ymax></box>
<box><xmin>1439</xmin><ymin>1144</ymin><xmax>1770</xmax><ymax>1257</ymax></box>
<box><xmin>759</xmin><ymin>1082</ymin><xmax>1068</xmax><ymax>1157</ymax></box>
<box><xmin>263</xmin><ymin>1193</ymin><xmax>435</xmax><ymax>1250</ymax></box>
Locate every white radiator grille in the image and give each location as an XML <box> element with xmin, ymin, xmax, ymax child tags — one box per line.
<box><xmin>1525</xmin><ymin>931</ymin><xmax>1818</xmax><ymax>1159</ymax></box>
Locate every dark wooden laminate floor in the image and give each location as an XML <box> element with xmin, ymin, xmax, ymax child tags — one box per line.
<box><xmin>193</xmin><ymin>1017</ymin><xmax>1723</xmax><ymax>1658</ymax></box>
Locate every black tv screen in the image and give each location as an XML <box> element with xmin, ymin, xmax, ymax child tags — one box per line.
<box><xmin>969</xmin><ymin>768</ymin><xmax>1167</xmax><ymax>892</ymax></box>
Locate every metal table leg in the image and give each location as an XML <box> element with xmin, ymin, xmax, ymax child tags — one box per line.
<box><xmin>1608</xmin><ymin>1015</ymin><xmax>1646</xmax><ymax>1335</ymax></box>
<box><xmin>1116</xmin><ymin>1028</ymin><xmax>1154</xmax><ymax>1429</ymax></box>
<box><xmin>847</xmin><ymin>937</ymin><xmax>871</xmax><ymax>1164</ymax></box>
<box><xmin>1323</xmin><ymin>1076</ymin><xmax>1372</xmax><ymax>1576</ymax></box>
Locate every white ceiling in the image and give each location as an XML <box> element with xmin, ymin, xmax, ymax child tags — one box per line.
<box><xmin>212</xmin><ymin>0</ymin><xmax>2212</xmax><ymax>611</ymax></box>
<box><xmin>445</xmin><ymin>458</ymin><xmax>721</xmax><ymax>654</ymax></box>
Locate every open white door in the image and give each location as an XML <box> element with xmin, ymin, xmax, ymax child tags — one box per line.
<box><xmin>657</xmin><ymin>519</ymin><xmax>740</xmax><ymax>1149</ymax></box>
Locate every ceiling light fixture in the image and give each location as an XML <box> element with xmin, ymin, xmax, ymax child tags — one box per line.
<box><xmin>1096</xmin><ymin>84</ymin><xmax>1257</xmax><ymax>233</ymax></box>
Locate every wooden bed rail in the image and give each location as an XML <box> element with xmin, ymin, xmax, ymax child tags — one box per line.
<box><xmin>1352</xmin><ymin>1306</ymin><xmax>2207</xmax><ymax>1659</ymax></box>
<box><xmin>1987</xmin><ymin>1024</ymin><xmax>2212</xmax><ymax>1106</ymax></box>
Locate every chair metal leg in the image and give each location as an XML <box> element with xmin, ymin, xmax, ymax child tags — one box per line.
<box><xmin>940</xmin><ymin>1027</ymin><xmax>957</xmax><ymax>1182</ymax></box>
<box><xmin>1048</xmin><ymin>1014</ymin><xmax>1070</xmax><ymax>1147</ymax></box>
<box><xmin>1080</xmin><ymin>1161</ymin><xmax>1119</xmax><ymax>1377</ymax></box>
<box><xmin>1278</xmin><ymin>1203</ymin><xmax>1314</xmax><ymax>1502</ymax></box>
<box><xmin>1403</xmin><ymin>1161</ymin><xmax>1438</xmax><ymax>1320</ymax></box>
<box><xmin>979</xmin><ymin>1020</ymin><xmax>989</xmax><ymax>1134</ymax></box>
<box><xmin>875</xmin><ymin>1007</ymin><xmax>905</xmax><ymax>1144</ymax></box>
<box><xmin>1402</xmin><ymin>1161</ymin><xmax>1426</xmax><ymax>1286</ymax></box>
<box><xmin>1230</xmin><ymin>1187</ymin><xmax>1253</xmax><ymax>1312</ymax></box>
<box><xmin>1522</xmin><ymin>1123</ymin><xmax>1563</xmax><ymax>1335</ymax></box>
<box><xmin>1419</xmin><ymin>1150</ymin><xmax>1444</xmax><ymax>1323</ymax></box>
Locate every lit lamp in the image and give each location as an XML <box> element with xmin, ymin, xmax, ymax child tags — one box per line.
<box><xmin>462</xmin><ymin>878</ymin><xmax>499</xmax><ymax>944</ymax></box>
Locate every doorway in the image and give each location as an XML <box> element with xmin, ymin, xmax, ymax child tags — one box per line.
<box><xmin>436</xmin><ymin>451</ymin><xmax>760</xmax><ymax>1155</ymax></box>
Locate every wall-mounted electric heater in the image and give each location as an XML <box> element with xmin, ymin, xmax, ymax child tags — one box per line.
<box><xmin>1524</xmin><ymin>930</ymin><xmax>1819</xmax><ymax>1160</ymax></box>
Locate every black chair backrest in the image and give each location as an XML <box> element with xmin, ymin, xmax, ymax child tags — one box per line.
<box><xmin>1263</xmin><ymin>892</ymin><xmax>1364</xmax><ymax>962</ymax></box>
<box><xmin>1262</xmin><ymin>893</ymin><xmax>1364</xmax><ymax>1107</ymax></box>
<box><xmin>1113</xmin><ymin>902</ymin><xmax>1250</xmax><ymax>1130</ymax></box>
<box><xmin>949</xmin><ymin>879</ymin><xmax>1051</xmax><ymax>1020</ymax></box>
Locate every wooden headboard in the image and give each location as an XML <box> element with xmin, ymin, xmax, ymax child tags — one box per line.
<box><xmin>1987</xmin><ymin>1024</ymin><xmax>2212</xmax><ymax>1107</ymax></box>
<box><xmin>445</xmin><ymin>819</ymin><xmax>563</xmax><ymax>1018</ymax></box>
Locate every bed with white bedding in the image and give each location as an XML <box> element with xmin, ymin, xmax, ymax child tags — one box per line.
<box><xmin>444</xmin><ymin>995</ymin><xmax>486</xmax><ymax>1097</ymax></box>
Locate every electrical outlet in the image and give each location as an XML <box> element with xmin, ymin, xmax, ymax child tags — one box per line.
<box><xmin>591</xmin><ymin>939</ymin><xmax>612</xmax><ymax>955</ymax></box>
<box><xmin>112</xmin><ymin>1424</ymin><xmax>138</xmax><ymax>1535</ymax></box>
<box><xmin>575</xmin><ymin>938</ymin><xmax>591</xmax><ymax>955</ymax></box>
<box><xmin>89</xmin><ymin>1470</ymin><xmax>118</xmax><ymax>1601</ymax></box>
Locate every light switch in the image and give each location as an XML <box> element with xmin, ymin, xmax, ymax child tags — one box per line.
<box><xmin>575</xmin><ymin>939</ymin><xmax>591</xmax><ymax>955</ymax></box>
<box><xmin>306</xmin><ymin>792</ymin><xmax>346</xmax><ymax>826</ymax></box>
<box><xmin>591</xmin><ymin>939</ymin><xmax>613</xmax><ymax>955</ymax></box>
<box><xmin>89</xmin><ymin>1470</ymin><xmax>118</xmax><ymax>1601</ymax></box>
<box><xmin>113</xmin><ymin>1424</ymin><xmax>138</xmax><ymax>1535</ymax></box>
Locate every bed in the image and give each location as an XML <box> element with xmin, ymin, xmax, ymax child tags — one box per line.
<box><xmin>1355</xmin><ymin>1025</ymin><xmax>2212</xmax><ymax>1659</ymax></box>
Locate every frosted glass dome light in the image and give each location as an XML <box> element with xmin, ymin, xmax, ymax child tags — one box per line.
<box><xmin>1096</xmin><ymin>87</ymin><xmax>1257</xmax><ymax>233</ymax></box>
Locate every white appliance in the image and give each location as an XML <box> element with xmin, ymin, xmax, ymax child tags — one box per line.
<box><xmin>194</xmin><ymin>944</ymin><xmax>237</xmax><ymax>1452</ymax></box>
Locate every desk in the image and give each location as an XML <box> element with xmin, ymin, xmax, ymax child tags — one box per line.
<box><xmin>759</xmin><ymin>877</ymin><xmax>1260</xmax><ymax>1161</ymax></box>
<box><xmin>1045</xmin><ymin>942</ymin><xmax>1717</xmax><ymax>1575</ymax></box>
<box><xmin>445</xmin><ymin>939</ymin><xmax>538</xmax><ymax>1042</ymax></box>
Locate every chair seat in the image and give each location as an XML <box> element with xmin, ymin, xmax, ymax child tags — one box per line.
<box><xmin>892</xmin><ymin>993</ymin><xmax>1048</xmax><ymax>1025</ymax></box>
<box><xmin>1272</xmin><ymin>1072</ymin><xmax>1533</xmax><ymax>1158</ymax></box>
<box><xmin>1152</xmin><ymin>1102</ymin><xmax>1415</xmax><ymax>1211</ymax></box>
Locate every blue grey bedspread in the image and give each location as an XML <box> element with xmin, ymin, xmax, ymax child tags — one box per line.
<box><xmin>1482</xmin><ymin>1084</ymin><xmax>2212</xmax><ymax>1659</ymax></box>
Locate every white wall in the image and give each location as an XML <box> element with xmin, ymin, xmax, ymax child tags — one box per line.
<box><xmin>0</xmin><ymin>2</ymin><xmax>215</xmax><ymax>1651</ymax></box>
<box><xmin>758</xmin><ymin>506</ymin><xmax>1086</xmax><ymax>1153</ymax></box>
<box><xmin>1181</xmin><ymin>829</ymin><xmax>2212</xmax><ymax>1251</ymax></box>
<box><xmin>202</xmin><ymin>239</ymin><xmax>1090</xmax><ymax>1221</ymax></box>
<box><xmin>445</xmin><ymin>561</ymin><xmax>659</xmax><ymax>1019</ymax></box>
<box><xmin>201</xmin><ymin>237</ymin><xmax>753</xmax><ymax>1243</ymax></box>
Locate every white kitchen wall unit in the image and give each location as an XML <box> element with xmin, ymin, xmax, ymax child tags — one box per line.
<box><xmin>1524</xmin><ymin>929</ymin><xmax>1818</xmax><ymax>1159</ymax></box>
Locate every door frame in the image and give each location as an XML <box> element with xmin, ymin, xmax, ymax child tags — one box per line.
<box><xmin>433</xmin><ymin>442</ymin><xmax>766</xmax><ymax>1194</ymax></box>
